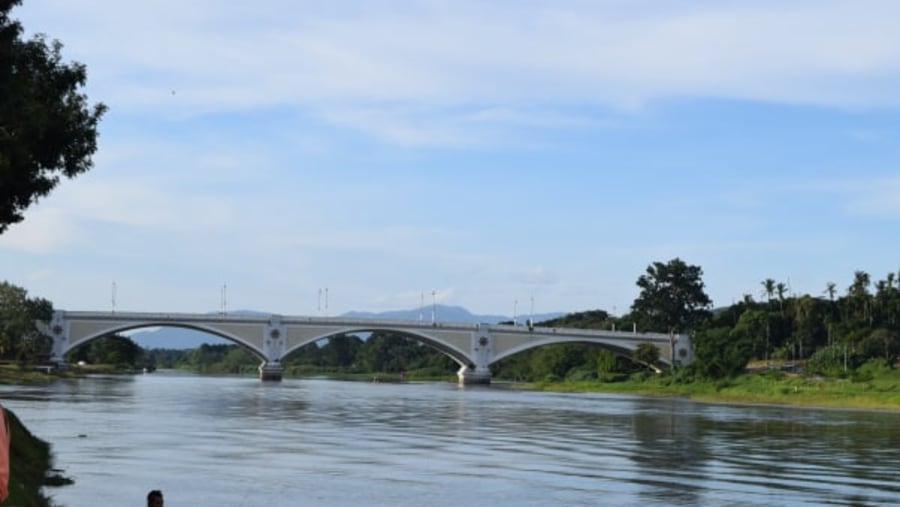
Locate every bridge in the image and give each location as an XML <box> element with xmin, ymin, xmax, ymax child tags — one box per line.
<box><xmin>43</xmin><ymin>311</ymin><xmax>694</xmax><ymax>384</ymax></box>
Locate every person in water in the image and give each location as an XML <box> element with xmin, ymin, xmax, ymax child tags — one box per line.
<box><xmin>147</xmin><ymin>489</ymin><xmax>164</xmax><ymax>507</ymax></box>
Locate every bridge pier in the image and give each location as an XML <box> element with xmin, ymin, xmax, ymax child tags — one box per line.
<box><xmin>457</xmin><ymin>365</ymin><xmax>491</xmax><ymax>385</ymax></box>
<box><xmin>259</xmin><ymin>361</ymin><xmax>283</xmax><ymax>381</ymax></box>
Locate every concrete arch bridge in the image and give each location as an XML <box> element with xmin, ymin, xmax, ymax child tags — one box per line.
<box><xmin>44</xmin><ymin>311</ymin><xmax>694</xmax><ymax>384</ymax></box>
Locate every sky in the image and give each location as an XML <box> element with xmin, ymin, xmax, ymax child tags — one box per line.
<box><xmin>3</xmin><ymin>0</ymin><xmax>900</xmax><ymax>319</ymax></box>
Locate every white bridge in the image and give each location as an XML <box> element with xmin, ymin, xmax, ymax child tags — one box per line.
<box><xmin>45</xmin><ymin>311</ymin><xmax>694</xmax><ymax>383</ymax></box>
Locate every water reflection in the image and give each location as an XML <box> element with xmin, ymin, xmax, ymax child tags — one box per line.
<box><xmin>1</xmin><ymin>376</ymin><xmax>898</xmax><ymax>507</ymax></box>
<box><xmin>627</xmin><ymin>398</ymin><xmax>705</xmax><ymax>505</ymax></box>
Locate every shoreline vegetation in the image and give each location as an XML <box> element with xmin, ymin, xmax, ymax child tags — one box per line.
<box><xmin>5</xmin><ymin>363</ymin><xmax>898</xmax><ymax>411</ymax></box>
<box><xmin>3</xmin><ymin>405</ymin><xmax>71</xmax><ymax>507</ymax></box>
<box><xmin>524</xmin><ymin>367</ymin><xmax>900</xmax><ymax>412</ymax></box>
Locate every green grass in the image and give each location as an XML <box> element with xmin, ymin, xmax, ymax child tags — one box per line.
<box><xmin>527</xmin><ymin>369</ymin><xmax>900</xmax><ymax>411</ymax></box>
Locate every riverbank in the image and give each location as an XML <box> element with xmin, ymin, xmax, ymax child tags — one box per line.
<box><xmin>4</xmin><ymin>406</ymin><xmax>70</xmax><ymax>507</ymax></box>
<box><xmin>527</xmin><ymin>369</ymin><xmax>900</xmax><ymax>411</ymax></box>
<box><xmin>1</xmin><ymin>366</ymin><xmax>73</xmax><ymax>506</ymax></box>
<box><xmin>6</xmin><ymin>362</ymin><xmax>898</xmax><ymax>411</ymax></box>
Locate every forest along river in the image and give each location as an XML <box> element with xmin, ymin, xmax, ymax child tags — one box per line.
<box><xmin>2</xmin><ymin>372</ymin><xmax>899</xmax><ymax>507</ymax></box>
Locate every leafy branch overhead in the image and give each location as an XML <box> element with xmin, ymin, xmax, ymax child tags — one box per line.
<box><xmin>0</xmin><ymin>0</ymin><xmax>106</xmax><ymax>233</ymax></box>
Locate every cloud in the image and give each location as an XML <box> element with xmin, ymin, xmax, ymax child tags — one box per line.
<box><xmin>0</xmin><ymin>207</ymin><xmax>80</xmax><ymax>253</ymax></box>
<box><xmin>842</xmin><ymin>177</ymin><xmax>900</xmax><ymax>217</ymax></box>
<box><xmin>18</xmin><ymin>0</ymin><xmax>900</xmax><ymax>147</ymax></box>
<box><xmin>510</xmin><ymin>266</ymin><xmax>560</xmax><ymax>286</ymax></box>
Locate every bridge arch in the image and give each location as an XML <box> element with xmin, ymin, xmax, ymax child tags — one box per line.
<box><xmin>281</xmin><ymin>326</ymin><xmax>474</xmax><ymax>370</ymax></box>
<box><xmin>491</xmin><ymin>336</ymin><xmax>667</xmax><ymax>366</ymax></box>
<box><xmin>489</xmin><ymin>336</ymin><xmax>667</xmax><ymax>375</ymax></box>
<box><xmin>61</xmin><ymin>322</ymin><xmax>267</xmax><ymax>361</ymax></box>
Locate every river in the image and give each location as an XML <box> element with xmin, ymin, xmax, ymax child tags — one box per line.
<box><xmin>2</xmin><ymin>372</ymin><xmax>899</xmax><ymax>506</ymax></box>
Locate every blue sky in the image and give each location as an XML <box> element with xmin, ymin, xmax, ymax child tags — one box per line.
<box><xmin>3</xmin><ymin>1</ymin><xmax>900</xmax><ymax>318</ymax></box>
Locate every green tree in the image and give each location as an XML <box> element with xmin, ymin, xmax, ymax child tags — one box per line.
<box><xmin>848</xmin><ymin>270</ymin><xmax>872</xmax><ymax>324</ymax></box>
<box><xmin>0</xmin><ymin>280</ymin><xmax>52</xmax><ymax>361</ymax></box>
<box><xmin>690</xmin><ymin>326</ymin><xmax>753</xmax><ymax>379</ymax></box>
<box><xmin>730</xmin><ymin>309</ymin><xmax>768</xmax><ymax>360</ymax></box>
<box><xmin>528</xmin><ymin>343</ymin><xmax>587</xmax><ymax>380</ymax></box>
<box><xmin>89</xmin><ymin>334</ymin><xmax>142</xmax><ymax>366</ymax></box>
<box><xmin>630</xmin><ymin>258</ymin><xmax>712</xmax><ymax>334</ymax></box>
<box><xmin>358</xmin><ymin>331</ymin><xmax>421</xmax><ymax>373</ymax></box>
<box><xmin>775</xmin><ymin>282</ymin><xmax>788</xmax><ymax>315</ymax></box>
<box><xmin>320</xmin><ymin>333</ymin><xmax>363</xmax><ymax>369</ymax></box>
<box><xmin>0</xmin><ymin>0</ymin><xmax>106</xmax><ymax>233</ymax></box>
<box><xmin>632</xmin><ymin>343</ymin><xmax>660</xmax><ymax>367</ymax></box>
<box><xmin>761</xmin><ymin>278</ymin><xmax>776</xmax><ymax>305</ymax></box>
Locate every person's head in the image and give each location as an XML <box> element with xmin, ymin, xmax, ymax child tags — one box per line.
<box><xmin>147</xmin><ymin>489</ymin><xmax>163</xmax><ymax>507</ymax></box>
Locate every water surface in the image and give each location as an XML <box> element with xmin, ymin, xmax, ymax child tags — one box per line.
<box><xmin>3</xmin><ymin>372</ymin><xmax>898</xmax><ymax>506</ymax></box>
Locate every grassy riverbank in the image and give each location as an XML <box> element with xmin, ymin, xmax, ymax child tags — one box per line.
<box><xmin>1</xmin><ymin>366</ymin><xmax>72</xmax><ymax>506</ymax></box>
<box><xmin>528</xmin><ymin>368</ymin><xmax>900</xmax><ymax>411</ymax></box>
<box><xmin>5</xmin><ymin>407</ymin><xmax>71</xmax><ymax>507</ymax></box>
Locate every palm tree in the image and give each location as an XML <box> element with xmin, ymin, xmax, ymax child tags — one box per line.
<box><xmin>824</xmin><ymin>281</ymin><xmax>837</xmax><ymax>302</ymax></box>
<box><xmin>775</xmin><ymin>282</ymin><xmax>787</xmax><ymax>315</ymax></box>
<box><xmin>761</xmin><ymin>278</ymin><xmax>776</xmax><ymax>305</ymax></box>
<box><xmin>849</xmin><ymin>270</ymin><xmax>872</xmax><ymax>324</ymax></box>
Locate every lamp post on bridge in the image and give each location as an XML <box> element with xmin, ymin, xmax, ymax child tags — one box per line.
<box><xmin>431</xmin><ymin>290</ymin><xmax>436</xmax><ymax>324</ymax></box>
<box><xmin>220</xmin><ymin>283</ymin><xmax>227</xmax><ymax>316</ymax></box>
<box><xmin>528</xmin><ymin>295</ymin><xmax>534</xmax><ymax>330</ymax></box>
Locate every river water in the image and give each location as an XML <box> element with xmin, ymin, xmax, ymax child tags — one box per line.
<box><xmin>2</xmin><ymin>372</ymin><xmax>899</xmax><ymax>506</ymax></box>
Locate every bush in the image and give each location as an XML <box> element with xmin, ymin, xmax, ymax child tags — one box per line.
<box><xmin>565</xmin><ymin>368</ymin><xmax>597</xmax><ymax>382</ymax></box>
<box><xmin>851</xmin><ymin>358</ymin><xmax>892</xmax><ymax>383</ymax></box>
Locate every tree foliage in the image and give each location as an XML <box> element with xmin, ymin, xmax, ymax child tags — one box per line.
<box><xmin>630</xmin><ymin>258</ymin><xmax>712</xmax><ymax>334</ymax></box>
<box><xmin>689</xmin><ymin>326</ymin><xmax>753</xmax><ymax>379</ymax></box>
<box><xmin>66</xmin><ymin>334</ymin><xmax>142</xmax><ymax>367</ymax></box>
<box><xmin>0</xmin><ymin>0</ymin><xmax>106</xmax><ymax>233</ymax></box>
<box><xmin>0</xmin><ymin>280</ymin><xmax>52</xmax><ymax>361</ymax></box>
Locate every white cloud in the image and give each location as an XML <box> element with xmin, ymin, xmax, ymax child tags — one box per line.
<box><xmin>510</xmin><ymin>266</ymin><xmax>560</xmax><ymax>286</ymax></box>
<box><xmin>843</xmin><ymin>177</ymin><xmax>900</xmax><ymax>217</ymax></box>
<box><xmin>0</xmin><ymin>207</ymin><xmax>80</xmax><ymax>253</ymax></box>
<box><xmin>17</xmin><ymin>0</ymin><xmax>900</xmax><ymax>146</ymax></box>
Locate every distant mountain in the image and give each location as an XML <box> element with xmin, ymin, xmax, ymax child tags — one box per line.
<box><xmin>128</xmin><ymin>305</ymin><xmax>565</xmax><ymax>350</ymax></box>
<box><xmin>342</xmin><ymin>304</ymin><xmax>563</xmax><ymax>324</ymax></box>
<box><xmin>126</xmin><ymin>310</ymin><xmax>265</xmax><ymax>349</ymax></box>
<box><xmin>128</xmin><ymin>326</ymin><xmax>230</xmax><ymax>350</ymax></box>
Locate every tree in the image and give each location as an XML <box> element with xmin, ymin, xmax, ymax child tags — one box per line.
<box><xmin>848</xmin><ymin>270</ymin><xmax>872</xmax><ymax>324</ymax></box>
<box><xmin>320</xmin><ymin>333</ymin><xmax>363</xmax><ymax>368</ymax></box>
<box><xmin>632</xmin><ymin>343</ymin><xmax>660</xmax><ymax>367</ymax></box>
<box><xmin>690</xmin><ymin>326</ymin><xmax>753</xmax><ymax>378</ymax></box>
<box><xmin>824</xmin><ymin>281</ymin><xmax>837</xmax><ymax>302</ymax></box>
<box><xmin>731</xmin><ymin>309</ymin><xmax>768</xmax><ymax>360</ymax></box>
<box><xmin>0</xmin><ymin>0</ymin><xmax>106</xmax><ymax>233</ymax></box>
<box><xmin>630</xmin><ymin>258</ymin><xmax>712</xmax><ymax>334</ymax></box>
<box><xmin>761</xmin><ymin>278</ymin><xmax>776</xmax><ymax>304</ymax></box>
<box><xmin>775</xmin><ymin>282</ymin><xmax>788</xmax><ymax>314</ymax></box>
<box><xmin>0</xmin><ymin>280</ymin><xmax>52</xmax><ymax>361</ymax></box>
